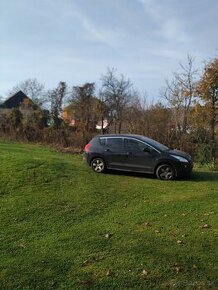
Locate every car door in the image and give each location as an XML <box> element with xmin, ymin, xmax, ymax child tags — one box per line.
<box><xmin>102</xmin><ymin>137</ymin><xmax>126</xmax><ymax>169</ymax></box>
<box><xmin>123</xmin><ymin>138</ymin><xmax>158</xmax><ymax>172</ymax></box>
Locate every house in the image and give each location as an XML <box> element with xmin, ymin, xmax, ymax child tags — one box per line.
<box><xmin>61</xmin><ymin>110</ymin><xmax>76</xmax><ymax>126</ymax></box>
<box><xmin>0</xmin><ymin>90</ymin><xmax>41</xmax><ymax>117</ymax></box>
<box><xmin>0</xmin><ymin>90</ymin><xmax>49</xmax><ymax>128</ymax></box>
<box><xmin>0</xmin><ymin>90</ymin><xmax>38</xmax><ymax>110</ymax></box>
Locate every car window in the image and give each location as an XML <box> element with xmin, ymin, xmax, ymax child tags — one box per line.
<box><xmin>124</xmin><ymin>138</ymin><xmax>147</xmax><ymax>151</ymax></box>
<box><xmin>140</xmin><ymin>136</ymin><xmax>168</xmax><ymax>151</ymax></box>
<box><xmin>107</xmin><ymin>138</ymin><xmax>123</xmax><ymax>148</ymax></box>
<box><xmin>99</xmin><ymin>137</ymin><xmax>106</xmax><ymax>146</ymax></box>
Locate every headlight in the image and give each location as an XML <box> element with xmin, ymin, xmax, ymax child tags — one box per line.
<box><xmin>170</xmin><ymin>155</ymin><xmax>189</xmax><ymax>163</ymax></box>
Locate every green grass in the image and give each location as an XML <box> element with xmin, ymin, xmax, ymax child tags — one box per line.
<box><xmin>0</xmin><ymin>141</ymin><xmax>217</xmax><ymax>289</ymax></box>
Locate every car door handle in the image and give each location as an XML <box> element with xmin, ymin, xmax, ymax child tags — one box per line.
<box><xmin>104</xmin><ymin>148</ymin><xmax>110</xmax><ymax>152</ymax></box>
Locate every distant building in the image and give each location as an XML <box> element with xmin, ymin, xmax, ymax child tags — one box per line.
<box><xmin>1</xmin><ymin>90</ymin><xmax>33</xmax><ymax>108</ymax></box>
<box><xmin>96</xmin><ymin>119</ymin><xmax>109</xmax><ymax>130</ymax></box>
<box><xmin>61</xmin><ymin>110</ymin><xmax>76</xmax><ymax>126</ymax></box>
<box><xmin>0</xmin><ymin>90</ymin><xmax>40</xmax><ymax>115</ymax></box>
<box><xmin>0</xmin><ymin>90</ymin><xmax>50</xmax><ymax>128</ymax></box>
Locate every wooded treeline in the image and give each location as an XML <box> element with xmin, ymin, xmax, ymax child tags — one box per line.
<box><xmin>0</xmin><ymin>56</ymin><xmax>217</xmax><ymax>167</ymax></box>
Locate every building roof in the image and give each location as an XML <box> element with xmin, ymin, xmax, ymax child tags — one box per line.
<box><xmin>0</xmin><ymin>90</ymin><xmax>35</xmax><ymax>109</ymax></box>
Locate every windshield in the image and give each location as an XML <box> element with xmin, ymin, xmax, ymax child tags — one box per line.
<box><xmin>140</xmin><ymin>136</ymin><xmax>169</xmax><ymax>152</ymax></box>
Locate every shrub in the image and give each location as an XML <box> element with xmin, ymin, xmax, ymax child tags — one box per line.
<box><xmin>196</xmin><ymin>143</ymin><xmax>213</xmax><ymax>165</ymax></box>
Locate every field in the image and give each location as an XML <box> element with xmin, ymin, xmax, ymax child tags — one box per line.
<box><xmin>0</xmin><ymin>141</ymin><xmax>217</xmax><ymax>289</ymax></box>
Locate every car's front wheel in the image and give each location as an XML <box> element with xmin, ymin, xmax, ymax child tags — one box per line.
<box><xmin>156</xmin><ymin>164</ymin><xmax>175</xmax><ymax>180</ymax></box>
<box><xmin>91</xmin><ymin>157</ymin><xmax>106</xmax><ymax>173</ymax></box>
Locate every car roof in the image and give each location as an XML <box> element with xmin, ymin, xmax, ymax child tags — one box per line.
<box><xmin>94</xmin><ymin>134</ymin><xmax>168</xmax><ymax>152</ymax></box>
<box><xmin>97</xmin><ymin>133</ymin><xmax>144</xmax><ymax>137</ymax></box>
<box><xmin>96</xmin><ymin>134</ymin><xmax>149</xmax><ymax>141</ymax></box>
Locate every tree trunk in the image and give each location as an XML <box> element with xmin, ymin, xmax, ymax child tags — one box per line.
<box><xmin>101</xmin><ymin>117</ymin><xmax>104</xmax><ymax>134</ymax></box>
<box><xmin>118</xmin><ymin>121</ymin><xmax>122</xmax><ymax>134</ymax></box>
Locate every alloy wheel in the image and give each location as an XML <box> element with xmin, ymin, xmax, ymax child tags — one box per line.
<box><xmin>91</xmin><ymin>158</ymin><xmax>105</xmax><ymax>173</ymax></box>
<box><xmin>156</xmin><ymin>164</ymin><xmax>174</xmax><ymax>180</ymax></box>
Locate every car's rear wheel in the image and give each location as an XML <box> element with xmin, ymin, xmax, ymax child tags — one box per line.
<box><xmin>91</xmin><ymin>157</ymin><xmax>106</xmax><ymax>173</ymax></box>
<box><xmin>156</xmin><ymin>164</ymin><xmax>175</xmax><ymax>180</ymax></box>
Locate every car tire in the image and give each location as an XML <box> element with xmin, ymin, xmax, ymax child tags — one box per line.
<box><xmin>91</xmin><ymin>157</ymin><xmax>106</xmax><ymax>173</ymax></box>
<box><xmin>156</xmin><ymin>163</ymin><xmax>175</xmax><ymax>180</ymax></box>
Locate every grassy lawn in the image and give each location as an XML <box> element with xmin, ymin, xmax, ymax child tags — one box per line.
<box><xmin>0</xmin><ymin>141</ymin><xmax>217</xmax><ymax>289</ymax></box>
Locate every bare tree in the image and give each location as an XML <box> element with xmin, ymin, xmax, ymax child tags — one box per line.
<box><xmin>163</xmin><ymin>55</ymin><xmax>198</xmax><ymax>147</ymax></box>
<box><xmin>49</xmin><ymin>82</ymin><xmax>67</xmax><ymax>128</ymax></box>
<box><xmin>69</xmin><ymin>83</ymin><xmax>97</xmax><ymax>143</ymax></box>
<box><xmin>124</xmin><ymin>92</ymin><xmax>145</xmax><ymax>134</ymax></box>
<box><xmin>101</xmin><ymin>68</ymin><xmax>132</xmax><ymax>133</ymax></box>
<box><xmin>8</xmin><ymin>78</ymin><xmax>46</xmax><ymax>106</ymax></box>
<box><xmin>96</xmin><ymin>89</ymin><xmax>109</xmax><ymax>134</ymax></box>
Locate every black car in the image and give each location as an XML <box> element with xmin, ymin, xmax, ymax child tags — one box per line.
<box><xmin>84</xmin><ymin>134</ymin><xmax>193</xmax><ymax>180</ymax></box>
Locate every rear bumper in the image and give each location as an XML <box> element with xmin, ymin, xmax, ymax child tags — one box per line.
<box><xmin>83</xmin><ymin>152</ymin><xmax>92</xmax><ymax>166</ymax></box>
<box><xmin>83</xmin><ymin>152</ymin><xmax>88</xmax><ymax>163</ymax></box>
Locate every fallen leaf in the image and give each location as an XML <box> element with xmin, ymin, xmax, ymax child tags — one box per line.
<box><xmin>201</xmin><ymin>224</ymin><xmax>211</xmax><ymax>229</ymax></box>
<box><xmin>155</xmin><ymin>230</ymin><xmax>160</xmax><ymax>233</ymax></box>
<box><xmin>141</xmin><ymin>269</ymin><xmax>149</xmax><ymax>277</ymax></box>
<box><xmin>19</xmin><ymin>243</ymin><xmax>25</xmax><ymax>249</ymax></box>
<box><xmin>176</xmin><ymin>240</ymin><xmax>183</xmax><ymax>245</ymax></box>
<box><xmin>82</xmin><ymin>259</ymin><xmax>91</xmax><ymax>266</ymax></box>
<box><xmin>48</xmin><ymin>280</ymin><xmax>56</xmax><ymax>287</ymax></box>
<box><xmin>106</xmin><ymin>270</ymin><xmax>113</xmax><ymax>276</ymax></box>
<box><xmin>175</xmin><ymin>266</ymin><xmax>181</xmax><ymax>274</ymax></box>
<box><xmin>79</xmin><ymin>280</ymin><xmax>93</xmax><ymax>286</ymax></box>
<box><xmin>192</xmin><ymin>264</ymin><xmax>197</xmax><ymax>271</ymax></box>
<box><xmin>105</xmin><ymin>233</ymin><xmax>113</xmax><ymax>239</ymax></box>
<box><xmin>144</xmin><ymin>222</ymin><xmax>151</xmax><ymax>227</ymax></box>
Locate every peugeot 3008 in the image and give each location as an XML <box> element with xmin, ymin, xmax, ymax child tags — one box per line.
<box><xmin>84</xmin><ymin>134</ymin><xmax>193</xmax><ymax>180</ymax></box>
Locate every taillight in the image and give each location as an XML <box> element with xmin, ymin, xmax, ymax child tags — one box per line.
<box><xmin>84</xmin><ymin>143</ymin><xmax>91</xmax><ymax>153</ymax></box>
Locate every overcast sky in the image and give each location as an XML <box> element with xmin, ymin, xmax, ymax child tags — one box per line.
<box><xmin>1</xmin><ymin>0</ymin><xmax>218</xmax><ymax>100</ymax></box>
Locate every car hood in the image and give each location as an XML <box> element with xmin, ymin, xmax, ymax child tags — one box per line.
<box><xmin>167</xmin><ymin>149</ymin><xmax>192</xmax><ymax>161</ymax></box>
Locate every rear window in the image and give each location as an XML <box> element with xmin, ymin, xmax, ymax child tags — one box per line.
<box><xmin>99</xmin><ymin>137</ymin><xmax>107</xmax><ymax>146</ymax></box>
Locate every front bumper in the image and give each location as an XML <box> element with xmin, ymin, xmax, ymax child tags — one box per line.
<box><xmin>175</xmin><ymin>161</ymin><xmax>193</xmax><ymax>178</ymax></box>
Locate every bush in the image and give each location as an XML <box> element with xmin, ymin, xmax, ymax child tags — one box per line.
<box><xmin>196</xmin><ymin>143</ymin><xmax>213</xmax><ymax>165</ymax></box>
